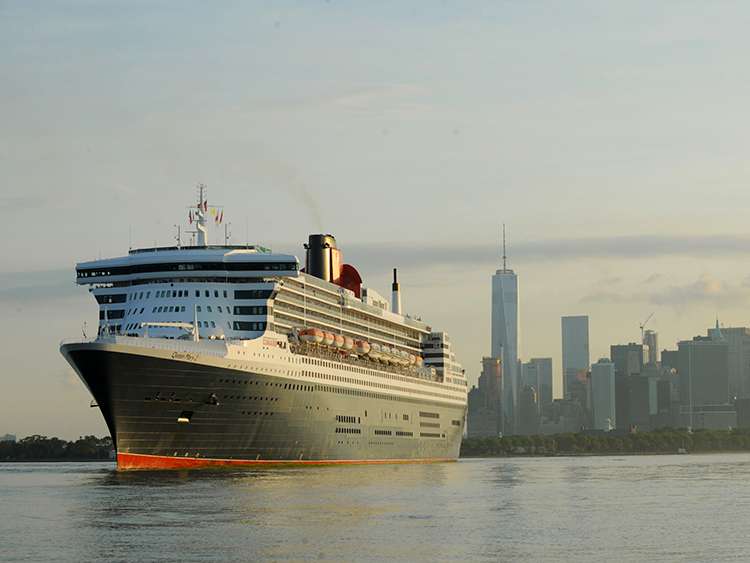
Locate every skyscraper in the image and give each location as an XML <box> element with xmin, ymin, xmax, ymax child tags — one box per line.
<box><xmin>707</xmin><ymin>323</ymin><xmax>750</xmax><ymax>398</ymax></box>
<box><xmin>467</xmin><ymin>357</ymin><xmax>504</xmax><ymax>438</ymax></box>
<box><xmin>522</xmin><ymin>357</ymin><xmax>554</xmax><ymax>407</ymax></box>
<box><xmin>591</xmin><ymin>358</ymin><xmax>616</xmax><ymax>430</ymax></box>
<box><xmin>643</xmin><ymin>329</ymin><xmax>659</xmax><ymax>366</ymax></box>
<box><xmin>491</xmin><ymin>226</ymin><xmax>519</xmax><ymax>432</ymax></box>
<box><xmin>561</xmin><ymin>315</ymin><xmax>589</xmax><ymax>399</ymax></box>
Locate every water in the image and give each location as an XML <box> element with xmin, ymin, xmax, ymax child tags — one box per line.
<box><xmin>1</xmin><ymin>454</ymin><xmax>749</xmax><ymax>562</ymax></box>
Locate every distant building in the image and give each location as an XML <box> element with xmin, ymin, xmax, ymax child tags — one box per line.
<box><xmin>562</xmin><ymin>315</ymin><xmax>589</xmax><ymax>399</ymax></box>
<box><xmin>522</xmin><ymin>358</ymin><xmax>554</xmax><ymax>406</ymax></box>
<box><xmin>0</xmin><ymin>434</ymin><xmax>16</xmax><ymax>443</ymax></box>
<box><xmin>467</xmin><ymin>357</ymin><xmax>504</xmax><ymax>438</ymax></box>
<box><xmin>539</xmin><ymin>399</ymin><xmax>587</xmax><ymax>434</ymax></box>
<box><xmin>591</xmin><ymin>359</ymin><xmax>616</xmax><ymax>431</ymax></box>
<box><xmin>673</xmin><ymin>334</ymin><xmax>730</xmax><ymax>408</ymax></box>
<box><xmin>610</xmin><ymin>343</ymin><xmax>648</xmax><ymax>430</ymax></box>
<box><xmin>643</xmin><ymin>330</ymin><xmax>659</xmax><ymax>366</ymax></box>
<box><xmin>736</xmin><ymin>398</ymin><xmax>750</xmax><ymax>428</ymax></box>
<box><xmin>611</xmin><ymin>343</ymin><xmax>646</xmax><ymax>377</ymax></box>
<box><xmin>707</xmin><ymin>324</ymin><xmax>750</xmax><ymax>399</ymax></box>
<box><xmin>518</xmin><ymin>385</ymin><xmax>540</xmax><ymax>435</ymax></box>
<box><xmin>676</xmin><ymin>404</ymin><xmax>736</xmax><ymax>430</ymax></box>
<box><xmin>492</xmin><ymin>229</ymin><xmax>519</xmax><ymax>432</ymax></box>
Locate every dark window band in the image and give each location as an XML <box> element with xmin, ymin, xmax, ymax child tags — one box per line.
<box><xmin>234</xmin><ymin>290</ymin><xmax>273</xmax><ymax>300</ymax></box>
<box><xmin>233</xmin><ymin>306</ymin><xmax>268</xmax><ymax>316</ymax></box>
<box><xmin>78</xmin><ymin>261</ymin><xmax>297</xmax><ymax>278</ymax></box>
<box><xmin>233</xmin><ymin>321</ymin><xmax>267</xmax><ymax>331</ymax></box>
<box><xmin>95</xmin><ymin>294</ymin><xmax>127</xmax><ymax>304</ymax></box>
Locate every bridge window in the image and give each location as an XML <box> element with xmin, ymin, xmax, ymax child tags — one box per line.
<box><xmin>233</xmin><ymin>321</ymin><xmax>267</xmax><ymax>331</ymax></box>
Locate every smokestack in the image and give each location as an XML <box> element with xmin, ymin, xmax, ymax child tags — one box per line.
<box><xmin>305</xmin><ymin>234</ymin><xmax>337</xmax><ymax>282</ymax></box>
<box><xmin>391</xmin><ymin>268</ymin><xmax>401</xmax><ymax>315</ymax></box>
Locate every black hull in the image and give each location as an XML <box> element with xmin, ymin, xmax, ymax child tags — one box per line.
<box><xmin>61</xmin><ymin>344</ymin><xmax>465</xmax><ymax>468</ymax></box>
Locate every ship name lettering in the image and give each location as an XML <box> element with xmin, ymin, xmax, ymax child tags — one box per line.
<box><xmin>171</xmin><ymin>352</ymin><xmax>198</xmax><ymax>361</ymax></box>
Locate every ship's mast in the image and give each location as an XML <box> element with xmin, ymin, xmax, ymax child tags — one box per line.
<box><xmin>196</xmin><ymin>184</ymin><xmax>208</xmax><ymax>247</ymax></box>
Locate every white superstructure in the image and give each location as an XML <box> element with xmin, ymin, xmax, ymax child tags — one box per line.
<box><xmin>75</xmin><ymin>189</ymin><xmax>467</xmax><ymax>419</ymax></box>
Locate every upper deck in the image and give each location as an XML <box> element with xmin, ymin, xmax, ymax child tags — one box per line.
<box><xmin>76</xmin><ymin>245</ymin><xmax>299</xmax><ymax>285</ymax></box>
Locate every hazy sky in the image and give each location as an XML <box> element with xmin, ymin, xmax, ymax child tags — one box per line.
<box><xmin>3</xmin><ymin>1</ymin><xmax>750</xmax><ymax>438</ymax></box>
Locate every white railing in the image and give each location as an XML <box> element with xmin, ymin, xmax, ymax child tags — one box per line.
<box><xmin>60</xmin><ymin>335</ymin><xmax>229</xmax><ymax>357</ymax></box>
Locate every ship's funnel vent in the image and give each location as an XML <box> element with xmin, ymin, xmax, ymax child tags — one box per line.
<box><xmin>305</xmin><ymin>234</ymin><xmax>339</xmax><ymax>282</ymax></box>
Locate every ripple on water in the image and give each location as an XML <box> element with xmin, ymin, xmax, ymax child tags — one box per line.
<box><xmin>2</xmin><ymin>455</ymin><xmax>750</xmax><ymax>562</ymax></box>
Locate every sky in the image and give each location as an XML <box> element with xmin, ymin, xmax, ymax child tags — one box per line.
<box><xmin>3</xmin><ymin>0</ymin><xmax>750</xmax><ymax>438</ymax></box>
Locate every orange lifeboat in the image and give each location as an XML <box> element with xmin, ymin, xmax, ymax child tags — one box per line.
<box><xmin>342</xmin><ymin>336</ymin><xmax>354</xmax><ymax>351</ymax></box>
<box><xmin>355</xmin><ymin>340</ymin><xmax>371</xmax><ymax>355</ymax></box>
<box><xmin>302</xmin><ymin>327</ymin><xmax>324</xmax><ymax>344</ymax></box>
<box><xmin>322</xmin><ymin>332</ymin><xmax>335</xmax><ymax>346</ymax></box>
<box><xmin>334</xmin><ymin>334</ymin><xmax>344</xmax><ymax>348</ymax></box>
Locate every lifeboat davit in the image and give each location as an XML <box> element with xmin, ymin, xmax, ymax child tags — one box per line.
<box><xmin>342</xmin><ymin>336</ymin><xmax>354</xmax><ymax>351</ymax></box>
<box><xmin>333</xmin><ymin>334</ymin><xmax>344</xmax><ymax>348</ymax></box>
<box><xmin>355</xmin><ymin>340</ymin><xmax>371</xmax><ymax>355</ymax></box>
<box><xmin>399</xmin><ymin>350</ymin><xmax>410</xmax><ymax>366</ymax></box>
<box><xmin>322</xmin><ymin>332</ymin><xmax>335</xmax><ymax>346</ymax></box>
<box><xmin>383</xmin><ymin>346</ymin><xmax>396</xmax><ymax>364</ymax></box>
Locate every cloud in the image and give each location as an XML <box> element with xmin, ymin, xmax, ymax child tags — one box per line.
<box><xmin>0</xmin><ymin>195</ymin><xmax>46</xmax><ymax>211</ymax></box>
<box><xmin>330</xmin><ymin>84</ymin><xmax>430</xmax><ymax>113</ymax></box>
<box><xmin>580</xmin><ymin>291</ymin><xmax>633</xmax><ymax>305</ymax></box>
<box><xmin>342</xmin><ymin>234</ymin><xmax>750</xmax><ymax>273</ymax></box>
<box><xmin>649</xmin><ymin>275</ymin><xmax>749</xmax><ymax>307</ymax></box>
<box><xmin>0</xmin><ymin>269</ymin><xmax>77</xmax><ymax>302</ymax></box>
<box><xmin>581</xmin><ymin>274</ymin><xmax>750</xmax><ymax>308</ymax></box>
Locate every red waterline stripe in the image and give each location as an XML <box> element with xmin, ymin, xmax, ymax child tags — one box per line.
<box><xmin>117</xmin><ymin>452</ymin><xmax>456</xmax><ymax>470</ymax></box>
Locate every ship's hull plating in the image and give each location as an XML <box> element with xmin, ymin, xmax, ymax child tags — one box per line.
<box><xmin>62</xmin><ymin>344</ymin><xmax>465</xmax><ymax>470</ymax></box>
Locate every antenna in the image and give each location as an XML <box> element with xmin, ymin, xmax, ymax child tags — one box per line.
<box><xmin>225</xmin><ymin>221</ymin><xmax>232</xmax><ymax>245</ymax></box>
<box><xmin>502</xmin><ymin>223</ymin><xmax>507</xmax><ymax>271</ymax></box>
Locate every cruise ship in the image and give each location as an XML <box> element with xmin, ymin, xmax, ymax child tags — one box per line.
<box><xmin>61</xmin><ymin>187</ymin><xmax>467</xmax><ymax>469</ymax></box>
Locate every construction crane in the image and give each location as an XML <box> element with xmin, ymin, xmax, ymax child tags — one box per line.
<box><xmin>640</xmin><ymin>312</ymin><xmax>654</xmax><ymax>343</ymax></box>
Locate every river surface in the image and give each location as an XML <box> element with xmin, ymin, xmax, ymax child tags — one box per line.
<box><xmin>1</xmin><ymin>454</ymin><xmax>749</xmax><ymax>562</ymax></box>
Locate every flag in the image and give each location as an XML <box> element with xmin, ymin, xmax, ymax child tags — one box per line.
<box><xmin>219</xmin><ymin>210</ymin><xmax>223</xmax><ymax>224</ymax></box>
<box><xmin>188</xmin><ymin>211</ymin><xmax>193</xmax><ymax>224</ymax></box>
<box><xmin>211</xmin><ymin>207</ymin><xmax>217</xmax><ymax>216</ymax></box>
<box><xmin>203</xmin><ymin>200</ymin><xmax>208</xmax><ymax>212</ymax></box>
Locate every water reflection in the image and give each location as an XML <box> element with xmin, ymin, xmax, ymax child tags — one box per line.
<box><xmin>4</xmin><ymin>455</ymin><xmax>750</xmax><ymax>562</ymax></box>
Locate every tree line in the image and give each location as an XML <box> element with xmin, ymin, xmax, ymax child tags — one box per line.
<box><xmin>0</xmin><ymin>435</ymin><xmax>113</xmax><ymax>461</ymax></box>
<box><xmin>460</xmin><ymin>428</ymin><xmax>750</xmax><ymax>457</ymax></box>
